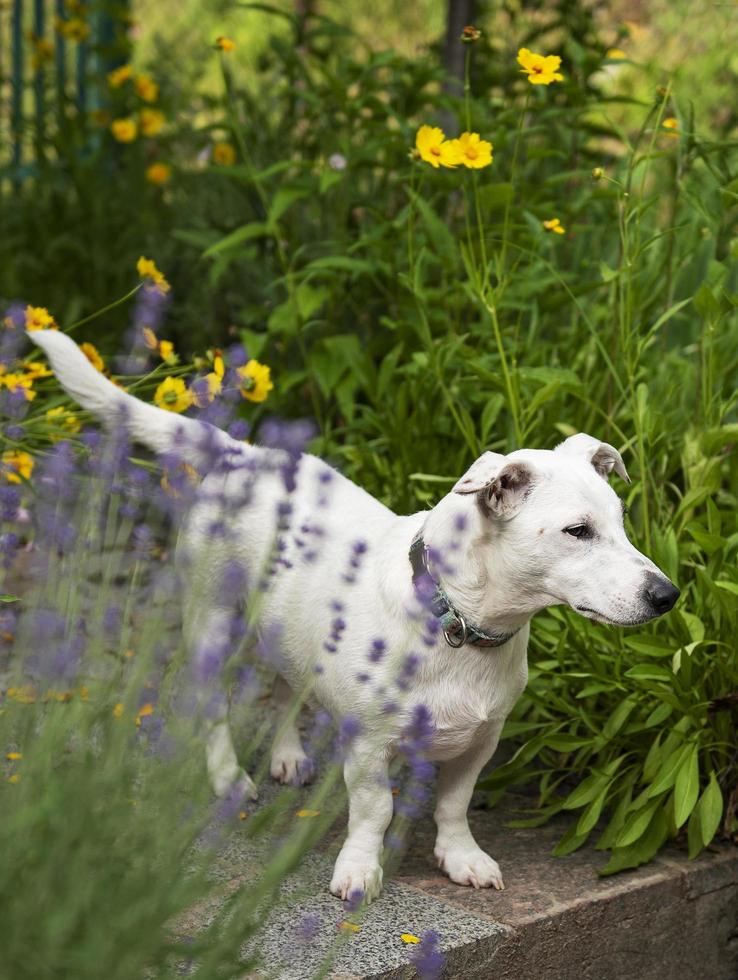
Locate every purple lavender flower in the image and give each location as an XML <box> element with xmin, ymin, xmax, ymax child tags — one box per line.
<box><xmin>410</xmin><ymin>931</ymin><xmax>445</xmax><ymax>979</ymax></box>
<box><xmin>297</xmin><ymin>913</ymin><xmax>321</xmax><ymax>944</ymax></box>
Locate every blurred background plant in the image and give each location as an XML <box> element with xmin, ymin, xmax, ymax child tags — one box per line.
<box><xmin>1</xmin><ymin>0</ymin><xmax>738</xmax><ymax>971</ymax></box>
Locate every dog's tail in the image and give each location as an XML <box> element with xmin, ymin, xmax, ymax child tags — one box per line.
<box><xmin>28</xmin><ymin>330</ymin><xmax>244</xmax><ymax>466</ymax></box>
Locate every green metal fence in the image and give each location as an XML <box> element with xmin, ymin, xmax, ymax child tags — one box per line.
<box><xmin>2</xmin><ymin>0</ymin><xmax>129</xmax><ymax>183</ymax></box>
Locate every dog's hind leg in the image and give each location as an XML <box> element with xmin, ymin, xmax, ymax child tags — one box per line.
<box><xmin>184</xmin><ymin>600</ymin><xmax>258</xmax><ymax>801</ymax></box>
<box><xmin>270</xmin><ymin>675</ymin><xmax>313</xmax><ymax>785</ymax></box>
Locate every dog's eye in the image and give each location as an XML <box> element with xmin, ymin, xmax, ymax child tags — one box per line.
<box><xmin>563</xmin><ymin>524</ymin><xmax>590</xmax><ymax>538</ymax></box>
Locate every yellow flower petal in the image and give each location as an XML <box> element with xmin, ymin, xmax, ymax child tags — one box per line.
<box><xmin>339</xmin><ymin>921</ymin><xmax>360</xmax><ymax>933</ymax></box>
<box><xmin>517</xmin><ymin>48</ymin><xmax>564</xmax><ymax>85</ymax></box>
<box><xmin>400</xmin><ymin>933</ymin><xmax>420</xmax><ymax>944</ymax></box>
<box><xmin>236</xmin><ymin>360</ymin><xmax>273</xmax><ymax>403</ymax></box>
<box><xmin>111</xmin><ymin>118</ymin><xmax>138</xmax><ymax>143</ymax></box>
<box><xmin>296</xmin><ymin>808</ymin><xmax>320</xmax><ymax>818</ymax></box>
<box><xmin>80</xmin><ymin>342</ymin><xmax>104</xmax><ymax>372</ymax></box>
<box><xmin>6</xmin><ymin>752</ymin><xmax>22</xmax><ymax>761</ymax></box>
<box><xmin>153</xmin><ymin>376</ymin><xmax>191</xmax><ymax>413</ymax></box>
<box><xmin>137</xmin><ymin>256</ymin><xmax>170</xmax><ymax>293</ymax></box>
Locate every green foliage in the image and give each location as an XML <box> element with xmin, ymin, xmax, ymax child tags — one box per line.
<box><xmin>3</xmin><ymin>0</ymin><xmax>737</xmax><ymax>893</ymax></box>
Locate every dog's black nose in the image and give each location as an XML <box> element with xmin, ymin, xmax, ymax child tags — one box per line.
<box><xmin>643</xmin><ymin>572</ymin><xmax>680</xmax><ymax>615</ymax></box>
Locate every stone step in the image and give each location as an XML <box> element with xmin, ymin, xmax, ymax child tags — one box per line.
<box><xmin>201</xmin><ymin>781</ymin><xmax>738</xmax><ymax>980</ymax></box>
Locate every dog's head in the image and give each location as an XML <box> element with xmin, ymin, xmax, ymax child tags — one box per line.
<box><xmin>447</xmin><ymin>433</ymin><xmax>679</xmax><ymax>627</ymax></box>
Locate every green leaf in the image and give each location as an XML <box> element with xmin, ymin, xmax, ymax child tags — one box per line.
<box><xmin>552</xmin><ymin>821</ymin><xmax>590</xmax><ymax>857</ymax></box>
<box><xmin>697</xmin><ymin>772</ymin><xmax>723</xmax><ymax>848</ymax></box>
<box><xmin>203</xmin><ymin>221</ymin><xmax>273</xmax><ymax>258</ymax></box>
<box><xmin>268</xmin><ymin>186</ymin><xmax>310</xmax><ymax>224</ymax></box>
<box><xmin>615</xmin><ymin>799</ymin><xmax>660</xmax><ymax>848</ymax></box>
<box><xmin>408</xmin><ymin>189</ymin><xmax>458</xmax><ymax>262</ymax></box>
<box><xmin>595</xmin><ymin>782</ymin><xmax>634</xmax><ymax>851</ymax></box>
<box><xmin>602</xmin><ymin>698</ymin><xmax>636</xmax><ymax>740</ymax></box>
<box><xmin>687</xmin><ymin>805</ymin><xmax>704</xmax><ymax>860</ymax></box>
<box><xmin>303</xmin><ymin>256</ymin><xmax>374</xmax><ymax>276</ymax></box>
<box><xmin>647</xmin><ymin>743</ymin><xmax>691</xmax><ymax>798</ymax></box>
<box><xmin>562</xmin><ymin>757</ymin><xmax>624</xmax><ymax>810</ymax></box>
<box><xmin>600</xmin><ymin>261</ymin><xmax>618</xmax><ymax>282</ymax></box>
<box><xmin>576</xmin><ymin>789</ymin><xmax>609</xmax><ymax>836</ymax></box>
<box><xmin>673</xmin><ymin>744</ymin><xmax>700</xmax><ymax>829</ymax></box>
<box><xmin>624</xmin><ymin>664</ymin><xmax>673</xmax><ymax>682</ymax></box>
<box><xmin>600</xmin><ymin>805</ymin><xmax>669</xmax><ymax>875</ymax></box>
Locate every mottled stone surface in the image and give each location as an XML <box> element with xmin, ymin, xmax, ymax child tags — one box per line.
<box><xmin>185</xmin><ymin>770</ymin><xmax>738</xmax><ymax>980</ymax></box>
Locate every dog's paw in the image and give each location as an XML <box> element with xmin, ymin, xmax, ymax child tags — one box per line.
<box><xmin>212</xmin><ymin>767</ymin><xmax>259</xmax><ymax>801</ymax></box>
<box><xmin>435</xmin><ymin>844</ymin><xmax>504</xmax><ymax>890</ymax></box>
<box><xmin>329</xmin><ymin>857</ymin><xmax>383</xmax><ymax>904</ymax></box>
<box><xmin>270</xmin><ymin>746</ymin><xmax>314</xmax><ymax>786</ymax></box>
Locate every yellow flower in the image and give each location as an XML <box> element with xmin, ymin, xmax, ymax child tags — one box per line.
<box><xmin>137</xmin><ymin>256</ymin><xmax>170</xmax><ymax>293</ymax></box>
<box><xmin>236</xmin><ymin>360</ymin><xmax>273</xmax><ymax>403</ymax></box>
<box><xmin>134</xmin><ymin>73</ymin><xmax>159</xmax><ymax>103</ymax></box>
<box><xmin>135</xmin><ymin>702</ymin><xmax>154</xmax><ymax>727</ymax></box>
<box><xmin>212</xmin><ymin>142</ymin><xmax>236</xmax><ymax>166</ymax></box>
<box><xmin>80</xmin><ymin>342</ymin><xmax>104</xmax><ymax>372</ymax></box>
<box><xmin>153</xmin><ymin>376</ymin><xmax>192</xmax><ymax>413</ymax></box>
<box><xmin>2</xmin><ymin>451</ymin><xmax>34</xmax><ymax>484</ymax></box>
<box><xmin>46</xmin><ymin>406</ymin><xmax>81</xmax><ymax>436</ymax></box>
<box><xmin>517</xmin><ymin>48</ymin><xmax>564</xmax><ymax>85</ymax></box>
<box><xmin>238</xmin><ymin>810</ymin><xmax>249</xmax><ymax>821</ymax></box>
<box><xmin>296</xmin><ymin>808</ymin><xmax>320</xmax><ymax>818</ymax></box>
<box><xmin>606</xmin><ymin>48</ymin><xmax>627</xmax><ymax>60</ymax></box>
<box><xmin>0</xmin><ymin>374</ymin><xmax>36</xmax><ymax>401</ymax></box>
<box><xmin>414</xmin><ymin>125</ymin><xmax>462</xmax><ymax>169</ymax></box>
<box><xmin>146</xmin><ymin>162</ymin><xmax>171</xmax><ymax>185</ymax></box>
<box><xmin>213</xmin><ymin>354</ymin><xmax>225</xmax><ymax>379</ymax></box>
<box><xmin>113</xmin><ymin>702</ymin><xmax>124</xmax><ymax>718</ymax></box>
<box><xmin>338</xmin><ymin>921</ymin><xmax>360</xmax><ymax>933</ymax></box>
<box><xmin>543</xmin><ymin>217</ymin><xmax>566</xmax><ymax>235</ymax></box>
<box><xmin>7</xmin><ymin>774</ymin><xmax>20</xmax><ymax>784</ymax></box>
<box><xmin>140</xmin><ymin>108</ymin><xmax>165</xmax><ymax>137</ymax></box>
<box><xmin>31</xmin><ymin>37</ymin><xmax>54</xmax><ymax>70</ymax></box>
<box><xmin>400</xmin><ymin>934</ymin><xmax>420</xmax><ymax>944</ymax></box>
<box><xmin>111</xmin><ymin>117</ymin><xmax>137</xmax><ymax>142</ymax></box>
<box><xmin>158</xmin><ymin>340</ymin><xmax>175</xmax><ymax>362</ymax></box>
<box><xmin>54</xmin><ymin>16</ymin><xmax>90</xmax><ymax>41</ymax></box>
<box><xmin>22</xmin><ymin>361</ymin><xmax>53</xmax><ymax>379</ymax></box>
<box><xmin>25</xmin><ymin>305</ymin><xmax>58</xmax><ymax>331</ymax></box>
<box><xmin>662</xmin><ymin>117</ymin><xmax>679</xmax><ymax>136</ymax></box>
<box><xmin>142</xmin><ymin>326</ymin><xmax>158</xmax><ymax>350</ymax></box>
<box><xmin>216</xmin><ymin>36</ymin><xmax>236</xmax><ymax>52</ymax></box>
<box><xmin>7</xmin><ymin>685</ymin><xmax>37</xmax><ymax>704</ymax></box>
<box><xmin>6</xmin><ymin>752</ymin><xmax>22</xmax><ymax>761</ymax></box>
<box><xmin>107</xmin><ymin>63</ymin><xmax>133</xmax><ymax>87</ymax></box>
<box><xmin>453</xmin><ymin>131</ymin><xmax>493</xmax><ymax>169</ymax></box>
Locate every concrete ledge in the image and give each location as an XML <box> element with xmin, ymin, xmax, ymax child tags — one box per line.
<box><xmin>198</xmin><ymin>782</ymin><xmax>737</xmax><ymax>979</ymax></box>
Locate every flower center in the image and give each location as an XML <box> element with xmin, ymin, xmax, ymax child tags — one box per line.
<box><xmin>164</xmin><ymin>390</ymin><xmax>178</xmax><ymax>404</ymax></box>
<box><xmin>532</xmin><ymin>65</ymin><xmax>543</xmax><ymax>74</ymax></box>
<box><xmin>430</xmin><ymin>145</ymin><xmax>441</xmax><ymax>156</ymax></box>
<box><xmin>466</xmin><ymin>147</ymin><xmax>478</xmax><ymax>160</ymax></box>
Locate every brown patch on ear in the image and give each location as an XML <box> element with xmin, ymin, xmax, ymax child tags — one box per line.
<box><xmin>482</xmin><ymin>462</ymin><xmax>534</xmax><ymax>518</ymax></box>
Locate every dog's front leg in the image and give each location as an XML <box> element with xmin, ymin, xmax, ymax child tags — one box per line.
<box><xmin>330</xmin><ymin>748</ymin><xmax>393</xmax><ymax>903</ymax></box>
<box><xmin>434</xmin><ymin>721</ymin><xmax>505</xmax><ymax>890</ymax></box>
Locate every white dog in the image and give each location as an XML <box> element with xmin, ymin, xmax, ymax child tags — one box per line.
<box><xmin>30</xmin><ymin>330</ymin><xmax>679</xmax><ymax>902</ymax></box>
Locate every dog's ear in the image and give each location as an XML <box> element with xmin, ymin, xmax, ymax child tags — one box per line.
<box><xmin>453</xmin><ymin>452</ymin><xmax>535</xmax><ymax>516</ymax></box>
<box><xmin>555</xmin><ymin>433</ymin><xmax>630</xmax><ymax>483</ymax></box>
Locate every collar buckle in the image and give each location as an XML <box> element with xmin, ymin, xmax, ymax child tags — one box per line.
<box><xmin>443</xmin><ymin>614</ymin><xmax>468</xmax><ymax>648</ymax></box>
